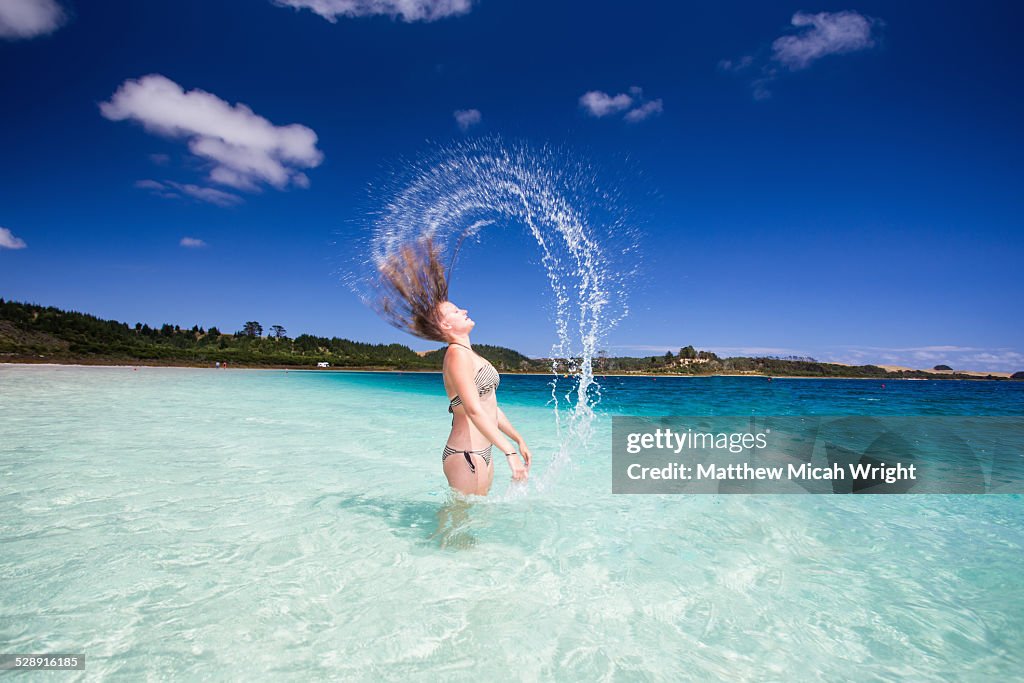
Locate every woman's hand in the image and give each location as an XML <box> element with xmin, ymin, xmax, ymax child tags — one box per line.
<box><xmin>517</xmin><ymin>441</ymin><xmax>533</xmax><ymax>469</ymax></box>
<box><xmin>506</xmin><ymin>452</ymin><xmax>528</xmax><ymax>481</ymax></box>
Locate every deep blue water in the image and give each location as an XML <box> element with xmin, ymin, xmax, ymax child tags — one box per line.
<box><xmin>295</xmin><ymin>371</ymin><xmax>1024</xmax><ymax>416</ymax></box>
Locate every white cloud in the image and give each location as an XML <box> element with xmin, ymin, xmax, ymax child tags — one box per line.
<box><xmin>453</xmin><ymin>108</ymin><xmax>481</xmax><ymax>131</ymax></box>
<box><xmin>751</xmin><ymin>76</ymin><xmax>775</xmax><ymax>101</ymax></box>
<box><xmin>718</xmin><ymin>56</ymin><xmax>754</xmax><ymax>73</ymax></box>
<box><xmin>720</xmin><ymin>11</ymin><xmax>879</xmax><ymax>100</ymax></box>
<box><xmin>135</xmin><ymin>179</ymin><xmax>242</xmax><ymax>207</ymax></box>
<box><xmin>772</xmin><ymin>11</ymin><xmax>877</xmax><ymax>71</ymax></box>
<box><xmin>580</xmin><ymin>88</ymin><xmax>663</xmax><ymax>123</ymax></box>
<box><xmin>579</xmin><ymin>90</ymin><xmax>634</xmax><ymax>117</ymax></box>
<box><xmin>135</xmin><ymin>179</ymin><xmax>167</xmax><ymax>191</ymax></box>
<box><xmin>135</xmin><ymin>178</ymin><xmax>183</xmax><ymax>201</ymax></box>
<box><xmin>180</xmin><ymin>237</ymin><xmax>208</xmax><ymax>248</ymax></box>
<box><xmin>624</xmin><ymin>99</ymin><xmax>663</xmax><ymax>123</ymax></box>
<box><xmin>0</xmin><ymin>227</ymin><xmax>28</xmax><ymax>250</ymax></box>
<box><xmin>961</xmin><ymin>351</ymin><xmax>1024</xmax><ymax>370</ymax></box>
<box><xmin>707</xmin><ymin>346</ymin><xmax>805</xmax><ymax>356</ymax></box>
<box><xmin>176</xmin><ymin>184</ymin><xmax>241</xmax><ymax>205</ymax></box>
<box><xmin>824</xmin><ymin>345</ymin><xmax>1024</xmax><ymax>373</ymax></box>
<box><xmin>100</xmin><ymin>74</ymin><xmax>323</xmax><ymax>199</ymax></box>
<box><xmin>173</xmin><ymin>183</ymin><xmax>242</xmax><ymax>207</ymax></box>
<box><xmin>271</xmin><ymin>0</ymin><xmax>472</xmax><ymax>22</ymax></box>
<box><xmin>0</xmin><ymin>0</ymin><xmax>66</xmax><ymax>39</ymax></box>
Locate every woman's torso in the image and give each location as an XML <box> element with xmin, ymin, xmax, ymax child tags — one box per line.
<box><xmin>443</xmin><ymin>349</ymin><xmax>500</xmax><ymax>449</ymax></box>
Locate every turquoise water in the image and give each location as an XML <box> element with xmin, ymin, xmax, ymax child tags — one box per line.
<box><xmin>2</xmin><ymin>365</ymin><xmax>1023</xmax><ymax>680</ymax></box>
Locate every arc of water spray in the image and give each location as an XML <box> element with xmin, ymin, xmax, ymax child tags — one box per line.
<box><xmin>357</xmin><ymin>139</ymin><xmax>634</xmax><ymax>492</ymax></box>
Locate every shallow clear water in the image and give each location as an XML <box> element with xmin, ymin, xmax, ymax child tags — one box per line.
<box><xmin>2</xmin><ymin>365</ymin><xmax>1022</xmax><ymax>680</ymax></box>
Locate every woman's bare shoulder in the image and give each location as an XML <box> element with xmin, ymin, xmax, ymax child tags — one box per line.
<box><xmin>444</xmin><ymin>345</ymin><xmax>477</xmax><ymax>374</ymax></box>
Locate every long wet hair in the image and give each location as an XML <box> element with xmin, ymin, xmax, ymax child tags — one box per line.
<box><xmin>375</xmin><ymin>234</ymin><xmax>453</xmax><ymax>342</ymax></box>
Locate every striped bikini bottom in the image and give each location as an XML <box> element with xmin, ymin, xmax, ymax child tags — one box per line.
<box><xmin>442</xmin><ymin>444</ymin><xmax>493</xmax><ymax>473</ymax></box>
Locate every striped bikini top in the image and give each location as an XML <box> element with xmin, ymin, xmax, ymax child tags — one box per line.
<box><xmin>448</xmin><ymin>358</ymin><xmax>500</xmax><ymax>414</ymax></box>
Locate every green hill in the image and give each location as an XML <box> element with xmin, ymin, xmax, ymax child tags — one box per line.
<box><xmin>0</xmin><ymin>298</ymin><xmax>534</xmax><ymax>370</ymax></box>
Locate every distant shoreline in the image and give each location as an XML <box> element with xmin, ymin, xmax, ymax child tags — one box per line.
<box><xmin>2</xmin><ymin>359</ymin><xmax>1016</xmax><ymax>381</ymax></box>
<box><xmin>4</xmin><ymin>300</ymin><xmax>1018</xmax><ymax>381</ymax></box>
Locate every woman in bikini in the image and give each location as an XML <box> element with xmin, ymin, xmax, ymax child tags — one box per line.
<box><xmin>373</xmin><ymin>236</ymin><xmax>532</xmax><ymax>496</ymax></box>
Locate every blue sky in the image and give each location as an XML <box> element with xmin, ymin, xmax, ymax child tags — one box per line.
<box><xmin>1</xmin><ymin>1</ymin><xmax>1021</xmax><ymax>371</ymax></box>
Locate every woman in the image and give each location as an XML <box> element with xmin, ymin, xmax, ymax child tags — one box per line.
<box><xmin>375</xmin><ymin>236</ymin><xmax>532</xmax><ymax>496</ymax></box>
<box><xmin>435</xmin><ymin>300</ymin><xmax>531</xmax><ymax>495</ymax></box>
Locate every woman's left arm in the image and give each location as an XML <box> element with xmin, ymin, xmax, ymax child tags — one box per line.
<box><xmin>497</xmin><ymin>407</ymin><xmax>531</xmax><ymax>468</ymax></box>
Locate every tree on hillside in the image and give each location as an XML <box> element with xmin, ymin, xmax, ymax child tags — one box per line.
<box><xmin>243</xmin><ymin>321</ymin><xmax>263</xmax><ymax>337</ymax></box>
<box><xmin>680</xmin><ymin>345</ymin><xmax>696</xmax><ymax>359</ymax></box>
<box><xmin>271</xmin><ymin>324</ymin><xmax>287</xmax><ymax>339</ymax></box>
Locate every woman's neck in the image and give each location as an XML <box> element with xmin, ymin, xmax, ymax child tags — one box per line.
<box><xmin>448</xmin><ymin>334</ymin><xmax>472</xmax><ymax>349</ymax></box>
